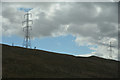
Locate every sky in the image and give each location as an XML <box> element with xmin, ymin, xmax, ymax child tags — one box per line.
<box><xmin>0</xmin><ymin>0</ymin><xmax>119</xmax><ymax>61</ymax></box>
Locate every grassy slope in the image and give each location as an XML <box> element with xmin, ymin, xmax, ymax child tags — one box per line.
<box><xmin>2</xmin><ymin>44</ymin><xmax>119</xmax><ymax>78</ymax></box>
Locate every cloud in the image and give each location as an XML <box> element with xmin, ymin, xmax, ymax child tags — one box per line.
<box><xmin>76</xmin><ymin>53</ymin><xmax>94</xmax><ymax>57</ymax></box>
<box><xmin>1</xmin><ymin>2</ymin><xmax>119</xmax><ymax>60</ymax></box>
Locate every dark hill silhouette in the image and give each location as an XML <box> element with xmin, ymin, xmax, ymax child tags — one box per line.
<box><xmin>1</xmin><ymin>44</ymin><xmax>119</xmax><ymax>78</ymax></box>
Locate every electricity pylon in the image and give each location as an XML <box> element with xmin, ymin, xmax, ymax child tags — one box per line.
<box><xmin>108</xmin><ymin>41</ymin><xmax>114</xmax><ymax>58</ymax></box>
<box><xmin>22</xmin><ymin>12</ymin><xmax>33</xmax><ymax>48</ymax></box>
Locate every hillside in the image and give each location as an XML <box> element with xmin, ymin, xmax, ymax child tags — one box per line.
<box><xmin>1</xmin><ymin>44</ymin><xmax>119</xmax><ymax>78</ymax></box>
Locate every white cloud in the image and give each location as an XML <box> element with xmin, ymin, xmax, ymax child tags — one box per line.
<box><xmin>76</xmin><ymin>53</ymin><xmax>94</xmax><ymax>57</ymax></box>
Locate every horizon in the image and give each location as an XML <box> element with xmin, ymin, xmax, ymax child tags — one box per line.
<box><xmin>1</xmin><ymin>43</ymin><xmax>119</xmax><ymax>62</ymax></box>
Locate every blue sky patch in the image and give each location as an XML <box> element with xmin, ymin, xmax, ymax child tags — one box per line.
<box><xmin>1</xmin><ymin>35</ymin><xmax>95</xmax><ymax>56</ymax></box>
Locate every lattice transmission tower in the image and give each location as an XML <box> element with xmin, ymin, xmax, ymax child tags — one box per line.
<box><xmin>22</xmin><ymin>12</ymin><xmax>33</xmax><ymax>48</ymax></box>
<box><xmin>108</xmin><ymin>41</ymin><xmax>114</xmax><ymax>58</ymax></box>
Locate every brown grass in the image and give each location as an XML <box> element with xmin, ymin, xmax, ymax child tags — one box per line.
<box><xmin>2</xmin><ymin>44</ymin><xmax>119</xmax><ymax>78</ymax></box>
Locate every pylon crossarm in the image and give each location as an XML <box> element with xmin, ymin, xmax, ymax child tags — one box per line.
<box><xmin>22</xmin><ymin>21</ymin><xmax>27</xmax><ymax>25</ymax></box>
<box><xmin>23</xmin><ymin>27</ymin><xmax>27</xmax><ymax>31</ymax></box>
<box><xmin>24</xmin><ymin>14</ymin><xmax>29</xmax><ymax>18</ymax></box>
